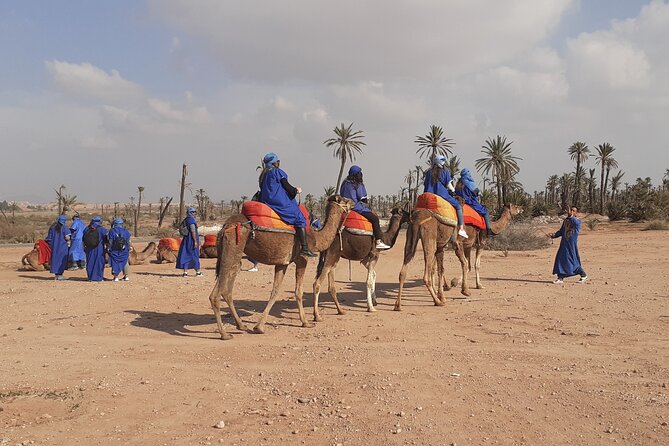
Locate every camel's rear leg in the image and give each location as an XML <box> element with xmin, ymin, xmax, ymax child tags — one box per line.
<box><xmin>453</xmin><ymin>241</ymin><xmax>471</xmax><ymax>297</ymax></box>
<box><xmin>395</xmin><ymin>218</ymin><xmax>421</xmax><ymax>312</ymax></box>
<box><xmin>254</xmin><ymin>265</ymin><xmax>288</xmax><ymax>334</ymax></box>
<box><xmin>293</xmin><ymin>257</ymin><xmax>313</xmax><ymax>328</ymax></box>
<box><xmin>208</xmin><ymin>277</ymin><xmax>233</xmax><ymax>340</ymax></box>
<box><xmin>361</xmin><ymin>257</ymin><xmax>378</xmax><ymax>312</ymax></box>
<box><xmin>313</xmin><ymin>248</ymin><xmax>343</xmax><ymax>321</ymax></box>
<box><xmin>474</xmin><ymin>245</ymin><xmax>484</xmax><ymax>289</ymax></box>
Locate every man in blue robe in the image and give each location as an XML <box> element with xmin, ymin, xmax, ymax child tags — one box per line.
<box><xmin>340</xmin><ymin>165</ymin><xmax>391</xmax><ymax>249</ymax></box>
<box><xmin>259</xmin><ymin>152</ymin><xmax>316</xmax><ymax>257</ymax></box>
<box><xmin>424</xmin><ymin>156</ymin><xmax>468</xmax><ymax>238</ymax></box>
<box><xmin>83</xmin><ymin>216</ymin><xmax>108</xmax><ymax>282</ymax></box>
<box><xmin>176</xmin><ymin>207</ymin><xmax>202</xmax><ymax>276</ymax></box>
<box><xmin>68</xmin><ymin>214</ymin><xmax>86</xmax><ymax>270</ymax></box>
<box><xmin>45</xmin><ymin>215</ymin><xmax>71</xmax><ymax>280</ymax></box>
<box><xmin>456</xmin><ymin>168</ymin><xmax>492</xmax><ymax>236</ymax></box>
<box><xmin>550</xmin><ymin>206</ymin><xmax>587</xmax><ymax>284</ymax></box>
<box><xmin>108</xmin><ymin>218</ymin><xmax>131</xmax><ymax>281</ymax></box>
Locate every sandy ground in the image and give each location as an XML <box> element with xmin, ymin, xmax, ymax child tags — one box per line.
<box><xmin>1</xmin><ymin>223</ymin><xmax>668</xmax><ymax>446</ymax></box>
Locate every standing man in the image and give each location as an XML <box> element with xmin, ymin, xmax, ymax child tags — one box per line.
<box><xmin>550</xmin><ymin>206</ymin><xmax>587</xmax><ymax>284</ymax></box>
<box><xmin>83</xmin><ymin>216</ymin><xmax>108</xmax><ymax>282</ymax></box>
<box><xmin>68</xmin><ymin>214</ymin><xmax>86</xmax><ymax>270</ymax></box>
<box><xmin>176</xmin><ymin>207</ymin><xmax>202</xmax><ymax>277</ymax></box>
<box><xmin>45</xmin><ymin>215</ymin><xmax>71</xmax><ymax>281</ymax></box>
<box><xmin>108</xmin><ymin>218</ymin><xmax>131</xmax><ymax>281</ymax></box>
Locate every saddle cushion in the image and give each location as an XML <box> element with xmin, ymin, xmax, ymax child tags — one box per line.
<box><xmin>343</xmin><ymin>211</ymin><xmax>373</xmax><ymax>232</ymax></box>
<box><xmin>158</xmin><ymin>238</ymin><xmax>181</xmax><ymax>251</ymax></box>
<box><xmin>36</xmin><ymin>239</ymin><xmax>51</xmax><ymax>265</ymax></box>
<box><xmin>242</xmin><ymin>201</ymin><xmax>309</xmax><ymax>232</ymax></box>
<box><xmin>415</xmin><ymin>193</ymin><xmax>457</xmax><ymax>226</ymax></box>
<box><xmin>202</xmin><ymin>234</ymin><xmax>218</xmax><ymax>248</ymax></box>
<box><xmin>463</xmin><ymin>204</ymin><xmax>486</xmax><ymax>229</ymax></box>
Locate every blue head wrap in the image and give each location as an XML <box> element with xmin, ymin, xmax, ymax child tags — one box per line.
<box><xmin>433</xmin><ymin>155</ymin><xmax>447</xmax><ymax>167</ymax></box>
<box><xmin>187</xmin><ymin>207</ymin><xmax>196</xmax><ymax>214</ymax></box>
<box><xmin>461</xmin><ymin>168</ymin><xmax>471</xmax><ymax>177</ymax></box>
<box><xmin>92</xmin><ymin>215</ymin><xmax>102</xmax><ymax>222</ymax></box>
<box><xmin>348</xmin><ymin>165</ymin><xmax>362</xmax><ymax>176</ymax></box>
<box><xmin>57</xmin><ymin>215</ymin><xmax>67</xmax><ymax>224</ymax></box>
<box><xmin>113</xmin><ymin>218</ymin><xmax>124</xmax><ymax>227</ymax></box>
<box><xmin>263</xmin><ymin>152</ymin><xmax>279</xmax><ymax>168</ymax></box>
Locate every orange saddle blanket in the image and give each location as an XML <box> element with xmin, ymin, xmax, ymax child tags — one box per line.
<box><xmin>158</xmin><ymin>238</ymin><xmax>181</xmax><ymax>251</ymax></box>
<box><xmin>242</xmin><ymin>201</ymin><xmax>309</xmax><ymax>233</ymax></box>
<box><xmin>415</xmin><ymin>193</ymin><xmax>457</xmax><ymax>227</ymax></box>
<box><xmin>202</xmin><ymin>234</ymin><xmax>218</xmax><ymax>248</ymax></box>
<box><xmin>463</xmin><ymin>204</ymin><xmax>486</xmax><ymax>229</ymax></box>
<box><xmin>343</xmin><ymin>211</ymin><xmax>373</xmax><ymax>232</ymax></box>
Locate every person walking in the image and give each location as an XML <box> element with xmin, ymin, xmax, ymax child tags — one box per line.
<box><xmin>45</xmin><ymin>215</ymin><xmax>71</xmax><ymax>280</ymax></box>
<box><xmin>176</xmin><ymin>207</ymin><xmax>203</xmax><ymax>277</ymax></box>
<box><xmin>68</xmin><ymin>214</ymin><xmax>86</xmax><ymax>270</ymax></box>
<box><xmin>550</xmin><ymin>206</ymin><xmax>587</xmax><ymax>284</ymax></box>
<box><xmin>83</xmin><ymin>216</ymin><xmax>108</xmax><ymax>282</ymax></box>
<box><xmin>108</xmin><ymin>218</ymin><xmax>131</xmax><ymax>281</ymax></box>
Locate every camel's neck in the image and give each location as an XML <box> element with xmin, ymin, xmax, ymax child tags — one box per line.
<box><xmin>381</xmin><ymin>215</ymin><xmax>403</xmax><ymax>247</ymax></box>
<box><xmin>309</xmin><ymin>204</ymin><xmax>347</xmax><ymax>252</ymax></box>
<box><xmin>491</xmin><ymin>208</ymin><xmax>513</xmax><ymax>234</ymax></box>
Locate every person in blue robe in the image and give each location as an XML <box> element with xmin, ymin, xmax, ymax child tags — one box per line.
<box><xmin>423</xmin><ymin>156</ymin><xmax>469</xmax><ymax>239</ymax></box>
<box><xmin>456</xmin><ymin>168</ymin><xmax>492</xmax><ymax>235</ymax></box>
<box><xmin>550</xmin><ymin>206</ymin><xmax>587</xmax><ymax>284</ymax></box>
<box><xmin>83</xmin><ymin>216</ymin><xmax>108</xmax><ymax>282</ymax></box>
<box><xmin>258</xmin><ymin>152</ymin><xmax>316</xmax><ymax>257</ymax></box>
<box><xmin>108</xmin><ymin>218</ymin><xmax>131</xmax><ymax>281</ymax></box>
<box><xmin>68</xmin><ymin>214</ymin><xmax>86</xmax><ymax>270</ymax></box>
<box><xmin>309</xmin><ymin>212</ymin><xmax>322</xmax><ymax>230</ymax></box>
<box><xmin>340</xmin><ymin>165</ymin><xmax>391</xmax><ymax>249</ymax></box>
<box><xmin>176</xmin><ymin>207</ymin><xmax>202</xmax><ymax>276</ymax></box>
<box><xmin>45</xmin><ymin>215</ymin><xmax>71</xmax><ymax>280</ymax></box>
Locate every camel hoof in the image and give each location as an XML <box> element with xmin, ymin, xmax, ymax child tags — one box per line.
<box><xmin>476</xmin><ymin>285</ymin><xmax>485</xmax><ymax>290</ymax></box>
<box><xmin>313</xmin><ymin>315</ymin><xmax>323</xmax><ymax>323</ymax></box>
<box><xmin>302</xmin><ymin>321</ymin><xmax>315</xmax><ymax>328</ymax></box>
<box><xmin>393</xmin><ymin>305</ymin><xmax>402</xmax><ymax>312</ymax></box>
<box><xmin>434</xmin><ymin>300</ymin><xmax>445</xmax><ymax>307</ymax></box>
<box><xmin>220</xmin><ymin>332</ymin><xmax>233</xmax><ymax>340</ymax></box>
<box><xmin>367</xmin><ymin>306</ymin><xmax>377</xmax><ymax>313</ymax></box>
<box><xmin>450</xmin><ymin>278</ymin><xmax>459</xmax><ymax>287</ymax></box>
<box><xmin>461</xmin><ymin>289</ymin><xmax>472</xmax><ymax>297</ymax></box>
<box><xmin>253</xmin><ymin>325</ymin><xmax>265</xmax><ymax>334</ymax></box>
<box><xmin>237</xmin><ymin>324</ymin><xmax>249</xmax><ymax>331</ymax></box>
<box><xmin>337</xmin><ymin>309</ymin><xmax>347</xmax><ymax>316</ymax></box>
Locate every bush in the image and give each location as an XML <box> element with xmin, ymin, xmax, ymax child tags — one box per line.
<box><xmin>531</xmin><ymin>202</ymin><xmax>548</xmax><ymax>217</ymax></box>
<box><xmin>643</xmin><ymin>220</ymin><xmax>669</xmax><ymax>231</ymax></box>
<box><xmin>606</xmin><ymin>201</ymin><xmax>626</xmax><ymax>221</ymax></box>
<box><xmin>487</xmin><ymin>223</ymin><xmax>551</xmax><ymax>251</ymax></box>
<box><xmin>586</xmin><ymin>218</ymin><xmax>600</xmax><ymax>231</ymax></box>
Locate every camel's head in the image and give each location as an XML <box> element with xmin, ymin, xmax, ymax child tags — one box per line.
<box><xmin>391</xmin><ymin>207</ymin><xmax>411</xmax><ymax>226</ymax></box>
<box><xmin>505</xmin><ymin>203</ymin><xmax>524</xmax><ymax>217</ymax></box>
<box><xmin>327</xmin><ymin>195</ymin><xmax>355</xmax><ymax>212</ymax></box>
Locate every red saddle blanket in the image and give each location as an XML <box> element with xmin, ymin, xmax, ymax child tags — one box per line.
<box><xmin>36</xmin><ymin>239</ymin><xmax>51</xmax><ymax>265</ymax></box>
<box><xmin>343</xmin><ymin>211</ymin><xmax>373</xmax><ymax>232</ymax></box>
<box><xmin>202</xmin><ymin>234</ymin><xmax>217</xmax><ymax>248</ymax></box>
<box><xmin>463</xmin><ymin>204</ymin><xmax>486</xmax><ymax>229</ymax></box>
<box><xmin>158</xmin><ymin>238</ymin><xmax>181</xmax><ymax>251</ymax></box>
<box><xmin>242</xmin><ymin>201</ymin><xmax>310</xmax><ymax>232</ymax></box>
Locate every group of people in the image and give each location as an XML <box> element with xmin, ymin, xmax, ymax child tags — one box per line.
<box><xmin>45</xmin><ymin>215</ymin><xmax>132</xmax><ymax>281</ymax></box>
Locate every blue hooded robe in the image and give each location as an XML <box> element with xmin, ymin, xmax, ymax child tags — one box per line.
<box><xmin>108</xmin><ymin>224</ymin><xmax>131</xmax><ymax>276</ymax></box>
<box><xmin>259</xmin><ymin>167</ymin><xmax>306</xmax><ymax>227</ymax></box>
<box><xmin>423</xmin><ymin>167</ymin><xmax>464</xmax><ymax>212</ymax></box>
<box><xmin>340</xmin><ymin>179</ymin><xmax>371</xmax><ymax>214</ymax></box>
<box><xmin>69</xmin><ymin>217</ymin><xmax>86</xmax><ymax>263</ymax></box>
<box><xmin>84</xmin><ymin>220</ymin><xmax>108</xmax><ymax>282</ymax></box>
<box><xmin>176</xmin><ymin>214</ymin><xmax>201</xmax><ymax>270</ymax></box>
<box><xmin>552</xmin><ymin>216</ymin><xmax>584</xmax><ymax>278</ymax></box>
<box><xmin>45</xmin><ymin>219</ymin><xmax>71</xmax><ymax>275</ymax></box>
<box><xmin>457</xmin><ymin>168</ymin><xmax>488</xmax><ymax>216</ymax></box>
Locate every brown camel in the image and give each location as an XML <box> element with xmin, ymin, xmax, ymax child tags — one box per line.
<box><xmin>312</xmin><ymin>208</ymin><xmax>410</xmax><ymax>320</ymax></box>
<box><xmin>208</xmin><ymin>195</ymin><xmax>354</xmax><ymax>340</ymax></box>
<box><xmin>394</xmin><ymin>208</ymin><xmax>470</xmax><ymax>311</ymax></box>
<box><xmin>156</xmin><ymin>238</ymin><xmax>179</xmax><ymax>263</ymax></box>
<box><xmin>200</xmin><ymin>244</ymin><xmax>218</xmax><ymax>258</ymax></box>
<box><xmin>21</xmin><ymin>244</ymin><xmax>48</xmax><ymax>271</ymax></box>
<box><xmin>128</xmin><ymin>242</ymin><xmax>156</xmax><ymax>265</ymax></box>
<box><xmin>458</xmin><ymin>204</ymin><xmax>523</xmax><ymax>289</ymax></box>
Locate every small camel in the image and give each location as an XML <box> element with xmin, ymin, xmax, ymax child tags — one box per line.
<box><xmin>313</xmin><ymin>208</ymin><xmax>410</xmax><ymax>320</ymax></box>
<box><xmin>394</xmin><ymin>208</ymin><xmax>470</xmax><ymax>311</ymax></box>
<box><xmin>156</xmin><ymin>238</ymin><xmax>179</xmax><ymax>263</ymax></box>
<box><xmin>128</xmin><ymin>242</ymin><xmax>157</xmax><ymax>265</ymax></box>
<box><xmin>207</xmin><ymin>195</ymin><xmax>354</xmax><ymax>340</ymax></box>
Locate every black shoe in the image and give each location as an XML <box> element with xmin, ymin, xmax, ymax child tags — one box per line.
<box><xmin>296</xmin><ymin>227</ymin><xmax>317</xmax><ymax>257</ymax></box>
<box><xmin>486</xmin><ymin>228</ymin><xmax>495</xmax><ymax>237</ymax></box>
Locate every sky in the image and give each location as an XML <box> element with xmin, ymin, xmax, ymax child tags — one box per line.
<box><xmin>1</xmin><ymin>0</ymin><xmax>668</xmax><ymax>204</ymax></box>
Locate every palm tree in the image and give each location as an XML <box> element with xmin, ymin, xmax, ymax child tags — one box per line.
<box><xmin>546</xmin><ymin>175</ymin><xmax>559</xmax><ymax>205</ymax></box>
<box><xmin>415</xmin><ymin>125</ymin><xmax>454</xmax><ymax>162</ymax></box>
<box><xmin>604</xmin><ymin>157</ymin><xmax>619</xmax><ymax>205</ymax></box>
<box><xmin>475</xmin><ymin>135</ymin><xmax>521</xmax><ymax>210</ymax></box>
<box><xmin>558</xmin><ymin>173</ymin><xmax>574</xmax><ymax>211</ymax></box>
<box><xmin>404</xmin><ymin>171</ymin><xmax>414</xmax><ymax>205</ymax></box>
<box><xmin>324</xmin><ymin>123</ymin><xmax>366</xmax><ymax>193</ymax></box>
<box><xmin>595</xmin><ymin>143</ymin><xmax>616</xmax><ymax>213</ymax></box>
<box><xmin>610</xmin><ymin>171</ymin><xmax>625</xmax><ymax>202</ymax></box>
<box><xmin>61</xmin><ymin>194</ymin><xmax>78</xmax><ymax>213</ymax></box>
<box><xmin>446</xmin><ymin>155</ymin><xmax>461</xmax><ymax>179</ymax></box>
<box><xmin>567</xmin><ymin>142</ymin><xmax>589</xmax><ymax>207</ymax></box>
<box><xmin>135</xmin><ymin>186</ymin><xmax>144</xmax><ymax>237</ymax></box>
<box><xmin>323</xmin><ymin>185</ymin><xmax>336</xmax><ymax>197</ymax></box>
<box><xmin>587</xmin><ymin>168</ymin><xmax>596</xmax><ymax>212</ymax></box>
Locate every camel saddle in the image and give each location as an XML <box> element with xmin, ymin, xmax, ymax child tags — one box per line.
<box><xmin>463</xmin><ymin>204</ymin><xmax>486</xmax><ymax>230</ymax></box>
<box><xmin>158</xmin><ymin>238</ymin><xmax>181</xmax><ymax>251</ymax></box>
<box><xmin>343</xmin><ymin>211</ymin><xmax>373</xmax><ymax>236</ymax></box>
<box><xmin>202</xmin><ymin>234</ymin><xmax>217</xmax><ymax>248</ymax></box>
<box><xmin>242</xmin><ymin>201</ymin><xmax>310</xmax><ymax>234</ymax></box>
<box><xmin>415</xmin><ymin>193</ymin><xmax>457</xmax><ymax>227</ymax></box>
<box><xmin>36</xmin><ymin>239</ymin><xmax>51</xmax><ymax>265</ymax></box>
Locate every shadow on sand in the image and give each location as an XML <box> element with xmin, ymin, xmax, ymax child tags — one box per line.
<box><xmin>18</xmin><ymin>274</ymin><xmax>91</xmax><ymax>282</ymax></box>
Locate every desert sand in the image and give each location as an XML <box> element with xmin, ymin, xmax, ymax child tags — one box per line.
<box><xmin>1</xmin><ymin>223</ymin><xmax>668</xmax><ymax>445</ymax></box>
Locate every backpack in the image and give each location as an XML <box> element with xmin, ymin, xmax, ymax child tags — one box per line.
<box><xmin>178</xmin><ymin>219</ymin><xmax>190</xmax><ymax>237</ymax></box>
<box><xmin>111</xmin><ymin>234</ymin><xmax>128</xmax><ymax>251</ymax></box>
<box><xmin>83</xmin><ymin>226</ymin><xmax>100</xmax><ymax>249</ymax></box>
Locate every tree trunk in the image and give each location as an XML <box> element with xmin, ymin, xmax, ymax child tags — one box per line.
<box><xmin>158</xmin><ymin>197</ymin><xmax>173</xmax><ymax>228</ymax></box>
<box><xmin>178</xmin><ymin>163</ymin><xmax>187</xmax><ymax>224</ymax></box>
<box><xmin>599</xmin><ymin>166</ymin><xmax>606</xmax><ymax>214</ymax></box>
<box><xmin>574</xmin><ymin>159</ymin><xmax>581</xmax><ymax>207</ymax></box>
<box><xmin>604</xmin><ymin>168</ymin><xmax>611</xmax><ymax>213</ymax></box>
<box><xmin>334</xmin><ymin>155</ymin><xmax>346</xmax><ymax>194</ymax></box>
<box><xmin>135</xmin><ymin>189</ymin><xmax>143</xmax><ymax>237</ymax></box>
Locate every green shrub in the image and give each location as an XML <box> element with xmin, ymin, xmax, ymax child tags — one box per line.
<box><xmin>487</xmin><ymin>223</ymin><xmax>550</xmax><ymax>251</ymax></box>
<box><xmin>606</xmin><ymin>201</ymin><xmax>626</xmax><ymax>221</ymax></box>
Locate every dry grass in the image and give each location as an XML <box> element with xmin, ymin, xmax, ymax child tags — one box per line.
<box><xmin>643</xmin><ymin>220</ymin><xmax>669</xmax><ymax>231</ymax></box>
<box><xmin>487</xmin><ymin>223</ymin><xmax>551</xmax><ymax>251</ymax></box>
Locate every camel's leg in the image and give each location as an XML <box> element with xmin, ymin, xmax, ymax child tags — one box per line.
<box><xmin>361</xmin><ymin>257</ymin><xmax>378</xmax><ymax>312</ymax></box>
<box><xmin>218</xmin><ymin>253</ymin><xmax>248</xmax><ymax>332</ymax></box>
<box><xmin>254</xmin><ymin>265</ymin><xmax>288</xmax><ymax>334</ymax></box>
<box><xmin>327</xmin><ymin>266</ymin><xmax>346</xmax><ymax>315</ymax></box>
<box><xmin>475</xmin><ymin>244</ymin><xmax>484</xmax><ymax>289</ymax></box>
<box><xmin>208</xmin><ymin>276</ymin><xmax>233</xmax><ymax>340</ymax></box>
<box><xmin>436</xmin><ymin>250</ymin><xmax>446</xmax><ymax>302</ymax></box>
<box><xmin>313</xmin><ymin>248</ymin><xmax>342</xmax><ymax>321</ymax></box>
<box><xmin>453</xmin><ymin>241</ymin><xmax>471</xmax><ymax>297</ymax></box>
<box><xmin>293</xmin><ymin>257</ymin><xmax>313</xmax><ymax>328</ymax></box>
<box><xmin>422</xmin><ymin>236</ymin><xmax>443</xmax><ymax>306</ymax></box>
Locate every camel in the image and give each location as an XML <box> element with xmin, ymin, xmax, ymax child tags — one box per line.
<box><xmin>458</xmin><ymin>204</ymin><xmax>523</xmax><ymax>289</ymax></box>
<box><xmin>207</xmin><ymin>195</ymin><xmax>354</xmax><ymax>340</ymax></box>
<box><xmin>200</xmin><ymin>235</ymin><xmax>218</xmax><ymax>258</ymax></box>
<box><xmin>21</xmin><ymin>243</ymin><xmax>48</xmax><ymax>271</ymax></box>
<box><xmin>156</xmin><ymin>238</ymin><xmax>179</xmax><ymax>263</ymax></box>
<box><xmin>312</xmin><ymin>208</ymin><xmax>410</xmax><ymax>320</ymax></box>
<box><xmin>128</xmin><ymin>242</ymin><xmax>156</xmax><ymax>265</ymax></box>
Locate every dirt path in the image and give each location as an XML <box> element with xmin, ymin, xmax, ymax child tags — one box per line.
<box><xmin>1</xmin><ymin>223</ymin><xmax>667</xmax><ymax>445</ymax></box>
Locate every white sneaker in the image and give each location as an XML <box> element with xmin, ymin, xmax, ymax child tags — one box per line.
<box><xmin>458</xmin><ymin>228</ymin><xmax>469</xmax><ymax>239</ymax></box>
<box><xmin>553</xmin><ymin>278</ymin><xmax>564</xmax><ymax>284</ymax></box>
<box><xmin>375</xmin><ymin>241</ymin><xmax>391</xmax><ymax>250</ymax></box>
<box><xmin>196</xmin><ymin>271</ymin><xmax>204</xmax><ymax>277</ymax></box>
<box><xmin>579</xmin><ymin>276</ymin><xmax>588</xmax><ymax>283</ymax></box>
<box><xmin>122</xmin><ymin>276</ymin><xmax>129</xmax><ymax>282</ymax></box>
<box><xmin>246</xmin><ymin>267</ymin><xmax>258</xmax><ymax>272</ymax></box>
<box><xmin>113</xmin><ymin>277</ymin><xmax>119</xmax><ymax>282</ymax></box>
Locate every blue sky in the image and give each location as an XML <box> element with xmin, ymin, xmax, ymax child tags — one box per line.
<box><xmin>1</xmin><ymin>0</ymin><xmax>667</xmax><ymax>203</ymax></box>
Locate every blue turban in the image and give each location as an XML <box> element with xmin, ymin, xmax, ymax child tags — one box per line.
<box><xmin>348</xmin><ymin>165</ymin><xmax>362</xmax><ymax>176</ymax></box>
<box><xmin>461</xmin><ymin>168</ymin><xmax>471</xmax><ymax>177</ymax></box>
<box><xmin>263</xmin><ymin>152</ymin><xmax>279</xmax><ymax>168</ymax></box>
<box><xmin>57</xmin><ymin>215</ymin><xmax>67</xmax><ymax>224</ymax></box>
<box><xmin>113</xmin><ymin>218</ymin><xmax>124</xmax><ymax>227</ymax></box>
<box><xmin>187</xmin><ymin>207</ymin><xmax>196</xmax><ymax>214</ymax></box>
<box><xmin>92</xmin><ymin>215</ymin><xmax>102</xmax><ymax>222</ymax></box>
<box><xmin>433</xmin><ymin>155</ymin><xmax>447</xmax><ymax>167</ymax></box>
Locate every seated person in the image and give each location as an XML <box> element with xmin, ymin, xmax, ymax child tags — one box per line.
<box><xmin>423</xmin><ymin>156</ymin><xmax>468</xmax><ymax>238</ymax></box>
<box><xmin>456</xmin><ymin>168</ymin><xmax>493</xmax><ymax>235</ymax></box>
<box><xmin>259</xmin><ymin>152</ymin><xmax>316</xmax><ymax>257</ymax></box>
<box><xmin>340</xmin><ymin>165</ymin><xmax>390</xmax><ymax>250</ymax></box>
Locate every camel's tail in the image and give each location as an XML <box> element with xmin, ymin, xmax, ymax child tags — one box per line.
<box><xmin>315</xmin><ymin>251</ymin><xmax>327</xmax><ymax>279</ymax></box>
